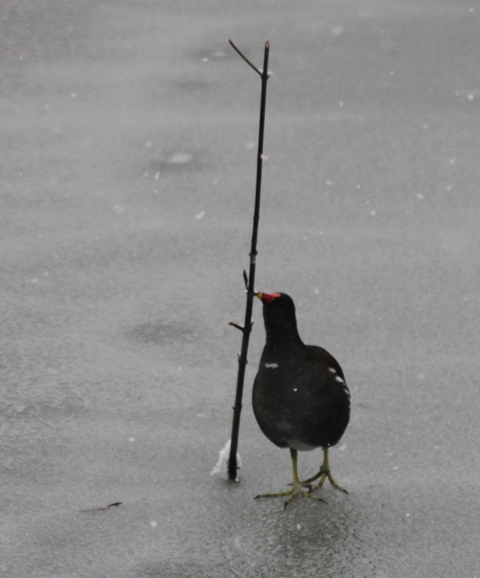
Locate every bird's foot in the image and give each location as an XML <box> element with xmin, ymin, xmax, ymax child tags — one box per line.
<box><xmin>304</xmin><ymin>467</ymin><xmax>349</xmax><ymax>495</ymax></box>
<box><xmin>255</xmin><ymin>483</ymin><xmax>326</xmax><ymax>509</ymax></box>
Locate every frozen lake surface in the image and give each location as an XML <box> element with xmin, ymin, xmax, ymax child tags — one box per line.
<box><xmin>1</xmin><ymin>1</ymin><xmax>480</xmax><ymax>576</ymax></box>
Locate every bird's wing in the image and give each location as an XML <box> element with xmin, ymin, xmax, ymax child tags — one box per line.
<box><xmin>306</xmin><ymin>345</ymin><xmax>346</xmax><ymax>383</ymax></box>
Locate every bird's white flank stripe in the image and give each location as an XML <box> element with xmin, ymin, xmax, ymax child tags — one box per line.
<box><xmin>264</xmin><ymin>362</ymin><xmax>279</xmax><ymax>369</ymax></box>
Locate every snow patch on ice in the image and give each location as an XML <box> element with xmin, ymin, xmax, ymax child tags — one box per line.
<box><xmin>195</xmin><ymin>211</ymin><xmax>206</xmax><ymax>221</ymax></box>
<box><xmin>210</xmin><ymin>439</ymin><xmax>242</xmax><ymax>476</ymax></box>
<box><xmin>169</xmin><ymin>153</ymin><xmax>192</xmax><ymax>164</ymax></box>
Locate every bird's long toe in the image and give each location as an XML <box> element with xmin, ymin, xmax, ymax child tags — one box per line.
<box><xmin>255</xmin><ymin>484</ymin><xmax>326</xmax><ymax>509</ymax></box>
<box><xmin>254</xmin><ymin>489</ymin><xmax>294</xmax><ymax>500</ymax></box>
<box><xmin>305</xmin><ymin>448</ymin><xmax>349</xmax><ymax>495</ymax></box>
<box><xmin>309</xmin><ymin>469</ymin><xmax>349</xmax><ymax>495</ymax></box>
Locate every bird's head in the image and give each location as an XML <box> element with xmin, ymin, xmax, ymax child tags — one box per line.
<box><xmin>256</xmin><ymin>292</ymin><xmax>299</xmax><ymax>338</ymax></box>
<box><xmin>256</xmin><ymin>292</ymin><xmax>281</xmax><ymax>304</ymax></box>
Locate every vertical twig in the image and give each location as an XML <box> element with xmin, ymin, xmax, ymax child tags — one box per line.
<box><xmin>227</xmin><ymin>40</ymin><xmax>270</xmax><ymax>481</ymax></box>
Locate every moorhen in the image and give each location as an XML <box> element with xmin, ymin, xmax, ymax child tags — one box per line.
<box><xmin>252</xmin><ymin>292</ymin><xmax>350</xmax><ymax>508</ymax></box>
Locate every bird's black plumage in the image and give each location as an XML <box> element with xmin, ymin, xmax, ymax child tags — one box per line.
<box><xmin>252</xmin><ymin>292</ymin><xmax>350</xmax><ymax>506</ymax></box>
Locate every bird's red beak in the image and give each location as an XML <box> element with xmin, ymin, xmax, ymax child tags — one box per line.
<box><xmin>256</xmin><ymin>292</ymin><xmax>281</xmax><ymax>304</ymax></box>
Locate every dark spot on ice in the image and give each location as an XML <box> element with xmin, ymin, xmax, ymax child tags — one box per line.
<box><xmin>126</xmin><ymin>321</ymin><xmax>193</xmax><ymax>344</ymax></box>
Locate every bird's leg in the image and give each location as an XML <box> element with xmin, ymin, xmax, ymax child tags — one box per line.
<box><xmin>302</xmin><ymin>448</ymin><xmax>349</xmax><ymax>495</ymax></box>
<box><xmin>255</xmin><ymin>449</ymin><xmax>326</xmax><ymax>509</ymax></box>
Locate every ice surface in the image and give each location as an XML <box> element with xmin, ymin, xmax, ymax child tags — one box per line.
<box><xmin>2</xmin><ymin>1</ymin><xmax>480</xmax><ymax>577</ymax></box>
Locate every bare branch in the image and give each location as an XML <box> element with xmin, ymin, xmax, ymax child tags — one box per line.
<box><xmin>227</xmin><ymin>40</ymin><xmax>271</xmax><ymax>481</ymax></box>
<box><xmin>229</xmin><ymin>39</ymin><xmax>262</xmax><ymax>76</ymax></box>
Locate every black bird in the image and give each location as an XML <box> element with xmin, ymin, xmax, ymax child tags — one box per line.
<box><xmin>252</xmin><ymin>292</ymin><xmax>350</xmax><ymax>507</ymax></box>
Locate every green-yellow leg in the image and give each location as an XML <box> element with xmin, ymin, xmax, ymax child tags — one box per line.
<box><xmin>255</xmin><ymin>448</ymin><xmax>326</xmax><ymax>509</ymax></box>
<box><xmin>301</xmin><ymin>448</ymin><xmax>349</xmax><ymax>495</ymax></box>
